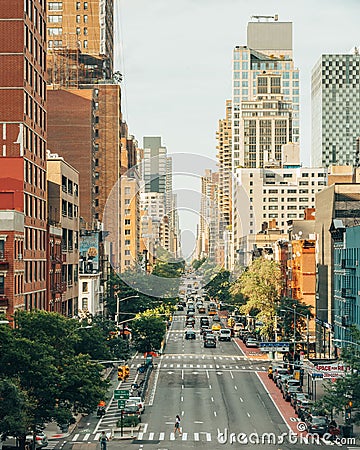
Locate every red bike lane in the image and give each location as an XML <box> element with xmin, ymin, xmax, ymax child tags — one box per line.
<box><xmin>257</xmin><ymin>371</ymin><xmax>307</xmax><ymax>436</ymax></box>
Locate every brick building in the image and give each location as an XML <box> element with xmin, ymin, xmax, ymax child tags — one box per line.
<box><xmin>0</xmin><ymin>0</ymin><xmax>47</xmax><ymax>320</ymax></box>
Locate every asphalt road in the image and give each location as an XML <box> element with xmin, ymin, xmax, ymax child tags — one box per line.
<box><xmin>57</xmin><ymin>309</ymin><xmax>354</xmax><ymax>449</ymax></box>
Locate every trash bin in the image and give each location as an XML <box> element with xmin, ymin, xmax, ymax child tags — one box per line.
<box><xmin>339</xmin><ymin>424</ymin><xmax>353</xmax><ymax>438</ymax></box>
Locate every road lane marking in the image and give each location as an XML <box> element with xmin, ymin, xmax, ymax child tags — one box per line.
<box><xmin>194</xmin><ymin>433</ymin><xmax>199</xmax><ymax>441</ymax></box>
<box><xmin>211</xmin><ymin>397</ymin><xmax>214</xmax><ymax>402</ymax></box>
<box><xmin>137</xmin><ymin>432</ymin><xmax>143</xmax><ymax>440</ymax></box>
<box><xmin>181</xmin><ymin>396</ymin><xmax>184</xmax><ymax>401</ymax></box>
<box><xmin>206</xmin><ymin>432</ymin><xmax>211</xmax><ymax>441</ymax></box>
<box><xmin>72</xmin><ymin>434</ymin><xmax>79</xmax><ymax>441</ymax></box>
<box><xmin>181</xmin><ymin>369</ymin><xmax>184</xmax><ymax>379</ymax></box>
<box><xmin>182</xmin><ymin>384</ymin><xmax>184</xmax><ymax>389</ymax></box>
<box><xmin>209</xmin><ymin>384</ymin><xmax>212</xmax><ymax>389</ymax></box>
<box><xmin>206</xmin><ymin>370</ymin><xmax>210</xmax><ymax>379</ymax></box>
<box><xmin>240</xmin><ymin>397</ymin><xmax>243</xmax><ymax>402</ymax></box>
<box><xmin>170</xmin><ymin>432</ymin><xmax>175</xmax><ymax>440</ymax></box>
<box><xmin>247</xmin><ymin>412</ymin><xmax>251</xmax><ymax>418</ymax></box>
<box><xmin>83</xmin><ymin>433</ymin><xmax>90</xmax><ymax>441</ymax></box>
<box><xmin>230</xmin><ymin>370</ymin><xmax>234</xmax><ymax>379</ymax></box>
<box><xmin>143</xmin><ymin>423</ymin><xmax>148</xmax><ymax>433</ymax></box>
<box><xmin>214</xmin><ymin>411</ymin><xmax>217</xmax><ymax>417</ymax></box>
<box><xmin>182</xmin><ymin>432</ymin><xmax>188</xmax><ymax>440</ymax></box>
<box><xmin>148</xmin><ymin>355</ymin><xmax>162</xmax><ymax>406</ymax></box>
<box><xmin>234</xmin><ymin>386</ymin><xmax>238</xmax><ymax>390</ymax></box>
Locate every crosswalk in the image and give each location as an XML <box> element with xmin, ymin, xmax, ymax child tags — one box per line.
<box><xmin>46</xmin><ymin>441</ymin><xmax>59</xmax><ymax>449</ymax></box>
<box><xmin>160</xmin><ymin>363</ymin><xmax>266</xmax><ymax>371</ymax></box>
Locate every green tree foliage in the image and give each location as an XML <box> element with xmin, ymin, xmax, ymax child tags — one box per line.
<box><xmin>0</xmin><ymin>311</ymin><xmax>109</xmax><ymax>445</ymax></box>
<box><xmin>276</xmin><ymin>297</ymin><xmax>313</xmax><ymax>342</ymax></box>
<box><xmin>192</xmin><ymin>258</ymin><xmax>206</xmax><ymax>270</ymax></box>
<box><xmin>131</xmin><ymin>312</ymin><xmax>167</xmax><ymax>353</ymax></box>
<box><xmin>230</xmin><ymin>258</ymin><xmax>282</xmax><ymax>337</ymax></box>
<box><xmin>319</xmin><ymin>326</ymin><xmax>360</xmax><ymax>424</ymax></box>
<box><xmin>205</xmin><ymin>270</ymin><xmax>232</xmax><ymax>304</ymax></box>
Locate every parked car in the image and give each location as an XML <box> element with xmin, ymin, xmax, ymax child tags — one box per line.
<box><xmin>212</xmin><ymin>315</ymin><xmax>221</xmax><ymax>322</ymax></box>
<box><xmin>245</xmin><ymin>338</ymin><xmax>259</xmax><ymax>348</ymax></box>
<box><xmin>1</xmin><ymin>432</ymin><xmax>48</xmax><ymax>449</ymax></box>
<box><xmin>185</xmin><ymin>317</ymin><xmax>195</xmax><ymax>327</ymax></box>
<box><xmin>290</xmin><ymin>392</ymin><xmax>308</xmax><ymax>408</ymax></box>
<box><xmin>198</xmin><ymin>306</ymin><xmax>206</xmax><ymax>314</ymax></box>
<box><xmin>283</xmin><ymin>385</ymin><xmax>302</xmax><ymax>402</ymax></box>
<box><xmin>295</xmin><ymin>398</ymin><xmax>313</xmax><ymax>417</ymax></box>
<box><xmin>278</xmin><ymin>375</ymin><xmax>295</xmax><ymax>392</ymax></box>
<box><xmin>305</xmin><ymin>416</ymin><xmax>329</xmax><ymax>436</ymax></box>
<box><xmin>218</xmin><ymin>329</ymin><xmax>231</xmax><ymax>341</ymax></box>
<box><xmin>126</xmin><ymin>396</ymin><xmax>145</xmax><ymax>413</ymax></box>
<box><xmin>204</xmin><ymin>335</ymin><xmax>216</xmax><ymax>348</ymax></box>
<box><xmin>185</xmin><ymin>329</ymin><xmax>196</xmax><ymax>340</ymax></box>
<box><xmin>177</xmin><ymin>304</ymin><xmax>184</xmax><ymax>311</ymax></box>
<box><xmin>273</xmin><ymin>367</ymin><xmax>290</xmax><ymax>384</ymax></box>
<box><xmin>123</xmin><ymin>404</ymin><xmax>141</xmax><ymax>417</ymax></box>
<box><xmin>233</xmin><ymin>323</ymin><xmax>244</xmax><ymax>332</ymax></box>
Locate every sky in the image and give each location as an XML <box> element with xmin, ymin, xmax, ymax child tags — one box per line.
<box><xmin>114</xmin><ymin>0</ymin><xmax>360</xmax><ymax>258</ymax></box>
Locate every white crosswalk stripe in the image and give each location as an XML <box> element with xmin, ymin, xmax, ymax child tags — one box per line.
<box><xmin>46</xmin><ymin>441</ymin><xmax>59</xmax><ymax>449</ymax></box>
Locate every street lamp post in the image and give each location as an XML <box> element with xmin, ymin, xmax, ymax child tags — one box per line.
<box><xmin>114</xmin><ymin>294</ymin><xmax>139</xmax><ymax>328</ymax></box>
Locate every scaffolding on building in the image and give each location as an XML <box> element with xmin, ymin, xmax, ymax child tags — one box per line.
<box><xmin>47</xmin><ymin>33</ymin><xmax>80</xmax><ymax>89</ymax></box>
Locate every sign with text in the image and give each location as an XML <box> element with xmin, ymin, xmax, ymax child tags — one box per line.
<box><xmin>314</xmin><ymin>362</ymin><xmax>348</xmax><ymax>379</ymax></box>
<box><xmin>114</xmin><ymin>389</ymin><xmax>129</xmax><ymax>399</ymax></box>
<box><xmin>259</xmin><ymin>342</ymin><xmax>290</xmax><ymax>352</ymax></box>
<box><xmin>117</xmin><ymin>400</ymin><xmax>126</xmax><ymax>409</ymax></box>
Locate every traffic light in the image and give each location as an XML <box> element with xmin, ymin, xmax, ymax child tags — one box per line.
<box><xmin>124</xmin><ymin>365</ymin><xmax>130</xmax><ymax>379</ymax></box>
<box><xmin>117</xmin><ymin>366</ymin><xmax>124</xmax><ymax>380</ymax></box>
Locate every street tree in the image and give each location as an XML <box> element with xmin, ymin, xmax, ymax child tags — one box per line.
<box><xmin>276</xmin><ymin>297</ymin><xmax>313</xmax><ymax>342</ymax></box>
<box><xmin>131</xmin><ymin>311</ymin><xmax>167</xmax><ymax>353</ymax></box>
<box><xmin>319</xmin><ymin>326</ymin><xmax>360</xmax><ymax>424</ymax></box>
<box><xmin>0</xmin><ymin>311</ymin><xmax>108</xmax><ymax>447</ymax></box>
<box><xmin>230</xmin><ymin>258</ymin><xmax>282</xmax><ymax>338</ymax></box>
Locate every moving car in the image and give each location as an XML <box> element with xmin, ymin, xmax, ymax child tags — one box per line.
<box><xmin>122</xmin><ymin>404</ymin><xmax>141</xmax><ymax>417</ymax></box>
<box><xmin>185</xmin><ymin>317</ymin><xmax>195</xmax><ymax>327</ymax></box>
<box><xmin>177</xmin><ymin>304</ymin><xmax>184</xmax><ymax>311</ymax></box>
<box><xmin>185</xmin><ymin>329</ymin><xmax>196</xmax><ymax>340</ymax></box>
<box><xmin>200</xmin><ymin>317</ymin><xmax>210</xmax><ymax>326</ymax></box>
<box><xmin>218</xmin><ymin>328</ymin><xmax>231</xmax><ymax>341</ymax></box>
<box><xmin>198</xmin><ymin>306</ymin><xmax>206</xmax><ymax>314</ymax></box>
<box><xmin>201</xmin><ymin>328</ymin><xmax>212</xmax><ymax>338</ymax></box>
<box><xmin>211</xmin><ymin>323</ymin><xmax>221</xmax><ymax>332</ymax></box>
<box><xmin>204</xmin><ymin>335</ymin><xmax>216</xmax><ymax>348</ymax></box>
<box><xmin>233</xmin><ymin>322</ymin><xmax>244</xmax><ymax>332</ymax></box>
<box><xmin>212</xmin><ymin>315</ymin><xmax>221</xmax><ymax>322</ymax></box>
<box><xmin>245</xmin><ymin>338</ymin><xmax>259</xmax><ymax>348</ymax></box>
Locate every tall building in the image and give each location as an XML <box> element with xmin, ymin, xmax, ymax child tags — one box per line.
<box><xmin>47</xmin><ymin>0</ymin><xmax>114</xmax><ymax>87</ymax></box>
<box><xmin>0</xmin><ymin>0</ymin><xmax>47</xmax><ymax>319</ymax></box>
<box><xmin>47</xmin><ymin>152</ymin><xmax>80</xmax><ymax>316</ymax></box>
<box><xmin>143</xmin><ymin>136</ymin><xmax>167</xmax><ymax>194</ymax></box>
<box><xmin>311</xmin><ymin>51</ymin><xmax>360</xmax><ymax>168</ymax></box>
<box><xmin>232</xmin><ymin>16</ymin><xmax>299</xmax><ymax>170</ymax></box>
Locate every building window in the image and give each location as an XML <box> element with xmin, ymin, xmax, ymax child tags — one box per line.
<box><xmin>76</xmin><ymin>15</ymin><xmax>80</xmax><ymax>23</ymax></box>
<box><xmin>125</xmin><ymin>219</ymin><xmax>130</xmax><ymax>225</ymax></box>
<box><xmin>84</xmin><ymin>2</ymin><xmax>88</xmax><ymax>9</ymax></box>
<box><xmin>124</xmin><ymin>260</ymin><xmax>131</xmax><ymax>266</ymax></box>
<box><xmin>76</xmin><ymin>27</ymin><xmax>81</xmax><ymax>35</ymax></box>
<box><xmin>0</xmin><ymin>240</ymin><xmax>4</xmax><ymax>259</ymax></box>
<box><xmin>84</xmin><ymin>15</ymin><xmax>88</xmax><ymax>23</ymax></box>
<box><xmin>125</xmin><ymin>209</ymin><xmax>130</xmax><ymax>215</ymax></box>
<box><xmin>125</xmin><ymin>187</ymin><xmax>131</xmax><ymax>195</ymax></box>
<box><xmin>0</xmin><ymin>275</ymin><xmax>4</xmax><ymax>294</ymax></box>
<box><xmin>125</xmin><ymin>230</ymin><xmax>130</xmax><ymax>235</ymax></box>
<box><xmin>48</xmin><ymin>2</ymin><xmax>63</xmax><ymax>11</ymax></box>
<box><xmin>82</xmin><ymin>297</ymin><xmax>88</xmax><ymax>309</ymax></box>
<box><xmin>82</xmin><ymin>282</ymin><xmax>88</xmax><ymax>293</ymax></box>
<box><xmin>125</xmin><ymin>250</ymin><xmax>130</xmax><ymax>256</ymax></box>
<box><xmin>125</xmin><ymin>199</ymin><xmax>130</xmax><ymax>205</ymax></box>
<box><xmin>83</xmin><ymin>40</ymin><xmax>88</xmax><ymax>49</ymax></box>
<box><xmin>125</xmin><ymin>240</ymin><xmax>130</xmax><ymax>245</ymax></box>
<box><xmin>48</xmin><ymin>15</ymin><xmax>62</xmax><ymax>23</ymax></box>
<box><xmin>83</xmin><ymin>27</ymin><xmax>88</xmax><ymax>36</ymax></box>
<box><xmin>48</xmin><ymin>27</ymin><xmax>62</xmax><ymax>35</ymax></box>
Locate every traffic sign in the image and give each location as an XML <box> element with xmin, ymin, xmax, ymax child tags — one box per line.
<box><xmin>114</xmin><ymin>389</ymin><xmax>129</xmax><ymax>399</ymax></box>
<box><xmin>118</xmin><ymin>399</ymin><xmax>126</xmax><ymax>409</ymax></box>
<box><xmin>259</xmin><ymin>342</ymin><xmax>290</xmax><ymax>352</ymax></box>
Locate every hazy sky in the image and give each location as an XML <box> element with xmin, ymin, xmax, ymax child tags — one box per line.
<box><xmin>114</xmin><ymin>0</ymin><xmax>360</xmax><ymax>257</ymax></box>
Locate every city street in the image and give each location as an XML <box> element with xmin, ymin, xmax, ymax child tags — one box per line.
<box><xmin>51</xmin><ymin>309</ymin><xmax>353</xmax><ymax>449</ymax></box>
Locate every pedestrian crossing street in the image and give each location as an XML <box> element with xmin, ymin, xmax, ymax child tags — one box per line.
<box><xmin>64</xmin><ymin>429</ymin><xmax>338</xmax><ymax>445</ymax></box>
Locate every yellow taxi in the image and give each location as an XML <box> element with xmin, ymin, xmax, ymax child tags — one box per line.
<box><xmin>212</xmin><ymin>323</ymin><xmax>221</xmax><ymax>332</ymax></box>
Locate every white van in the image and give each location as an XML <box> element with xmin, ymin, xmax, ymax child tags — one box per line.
<box><xmin>218</xmin><ymin>328</ymin><xmax>231</xmax><ymax>342</ymax></box>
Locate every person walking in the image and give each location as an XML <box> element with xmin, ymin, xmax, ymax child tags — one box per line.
<box><xmin>174</xmin><ymin>414</ymin><xmax>182</xmax><ymax>436</ymax></box>
<box><xmin>99</xmin><ymin>431</ymin><xmax>109</xmax><ymax>450</ymax></box>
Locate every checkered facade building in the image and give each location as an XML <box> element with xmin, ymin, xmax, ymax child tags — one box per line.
<box><xmin>311</xmin><ymin>53</ymin><xmax>360</xmax><ymax>168</ymax></box>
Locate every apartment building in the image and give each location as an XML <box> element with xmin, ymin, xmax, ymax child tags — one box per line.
<box><xmin>311</xmin><ymin>51</ymin><xmax>360</xmax><ymax>168</ymax></box>
<box><xmin>232</xmin><ymin>16</ymin><xmax>300</xmax><ymax>171</ymax></box>
<box><xmin>47</xmin><ymin>152</ymin><xmax>80</xmax><ymax>316</ymax></box>
<box><xmin>0</xmin><ymin>0</ymin><xmax>47</xmax><ymax>319</ymax></box>
<box><xmin>233</xmin><ymin>146</ymin><xmax>327</xmax><ymax>264</ymax></box>
<box><xmin>46</xmin><ymin>0</ymin><xmax>114</xmax><ymax>87</ymax></box>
